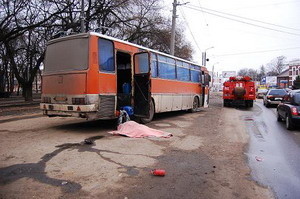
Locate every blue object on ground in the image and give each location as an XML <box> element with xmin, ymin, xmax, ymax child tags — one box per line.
<box><xmin>122</xmin><ymin>106</ymin><xmax>134</xmax><ymax>116</ymax></box>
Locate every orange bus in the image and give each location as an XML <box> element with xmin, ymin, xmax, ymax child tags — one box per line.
<box><xmin>40</xmin><ymin>32</ymin><xmax>210</xmax><ymax>123</ymax></box>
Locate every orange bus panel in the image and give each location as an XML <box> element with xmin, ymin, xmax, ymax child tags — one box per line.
<box><xmin>42</xmin><ymin>73</ymin><xmax>87</xmax><ymax>95</ymax></box>
<box><xmin>151</xmin><ymin>78</ymin><xmax>201</xmax><ymax>94</ymax></box>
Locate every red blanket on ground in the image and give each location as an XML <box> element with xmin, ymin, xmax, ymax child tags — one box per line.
<box><xmin>109</xmin><ymin>121</ymin><xmax>172</xmax><ymax>138</ymax></box>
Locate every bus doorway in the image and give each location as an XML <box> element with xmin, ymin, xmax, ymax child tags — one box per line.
<box><xmin>133</xmin><ymin>52</ymin><xmax>151</xmax><ymax>121</ymax></box>
<box><xmin>116</xmin><ymin>52</ymin><xmax>132</xmax><ymax>109</ymax></box>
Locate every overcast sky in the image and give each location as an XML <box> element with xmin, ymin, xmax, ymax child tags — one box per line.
<box><xmin>163</xmin><ymin>0</ymin><xmax>300</xmax><ymax>73</ymax></box>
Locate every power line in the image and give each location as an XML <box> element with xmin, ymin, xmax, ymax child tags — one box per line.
<box><xmin>184</xmin><ymin>5</ymin><xmax>300</xmax><ymax>37</ymax></box>
<box><xmin>179</xmin><ymin>7</ymin><xmax>202</xmax><ymax>52</ymax></box>
<box><xmin>215</xmin><ymin>46</ymin><xmax>300</xmax><ymax>57</ymax></box>
<box><xmin>196</xmin><ymin>0</ymin><xmax>215</xmax><ymax>50</ymax></box>
<box><xmin>224</xmin><ymin>0</ymin><xmax>300</xmax><ymax>11</ymax></box>
<box><xmin>188</xmin><ymin>4</ymin><xmax>300</xmax><ymax>31</ymax></box>
<box><xmin>197</xmin><ymin>0</ymin><xmax>209</xmax><ymax>26</ymax></box>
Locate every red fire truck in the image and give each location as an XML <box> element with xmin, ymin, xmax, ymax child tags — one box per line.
<box><xmin>223</xmin><ymin>76</ymin><xmax>256</xmax><ymax>107</ymax></box>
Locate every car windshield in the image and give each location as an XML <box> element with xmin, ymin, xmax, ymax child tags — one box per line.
<box><xmin>268</xmin><ymin>89</ymin><xmax>286</xmax><ymax>96</ymax></box>
<box><xmin>294</xmin><ymin>93</ymin><xmax>300</xmax><ymax>104</ymax></box>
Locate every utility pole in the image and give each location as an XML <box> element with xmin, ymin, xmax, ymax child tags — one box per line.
<box><xmin>80</xmin><ymin>0</ymin><xmax>85</xmax><ymax>33</ymax></box>
<box><xmin>170</xmin><ymin>1</ymin><xmax>189</xmax><ymax>56</ymax></box>
<box><xmin>170</xmin><ymin>0</ymin><xmax>177</xmax><ymax>56</ymax></box>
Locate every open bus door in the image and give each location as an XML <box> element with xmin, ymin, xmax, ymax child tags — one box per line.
<box><xmin>203</xmin><ymin>73</ymin><xmax>211</xmax><ymax>108</ymax></box>
<box><xmin>133</xmin><ymin>52</ymin><xmax>151</xmax><ymax>119</ymax></box>
<box><xmin>201</xmin><ymin>71</ymin><xmax>206</xmax><ymax>107</ymax></box>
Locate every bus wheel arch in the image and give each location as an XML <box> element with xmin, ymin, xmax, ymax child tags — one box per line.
<box><xmin>140</xmin><ymin>98</ymin><xmax>155</xmax><ymax>124</ymax></box>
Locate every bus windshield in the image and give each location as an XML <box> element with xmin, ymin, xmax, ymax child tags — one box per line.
<box><xmin>44</xmin><ymin>38</ymin><xmax>89</xmax><ymax>73</ymax></box>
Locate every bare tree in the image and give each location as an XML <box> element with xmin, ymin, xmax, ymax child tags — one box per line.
<box><xmin>266</xmin><ymin>56</ymin><xmax>287</xmax><ymax>76</ymax></box>
<box><xmin>237</xmin><ymin>68</ymin><xmax>249</xmax><ymax>76</ymax></box>
<box><xmin>237</xmin><ymin>68</ymin><xmax>258</xmax><ymax>80</ymax></box>
<box><xmin>248</xmin><ymin>69</ymin><xmax>258</xmax><ymax>81</ymax></box>
<box><xmin>0</xmin><ymin>0</ymin><xmax>69</xmax><ymax>100</ymax></box>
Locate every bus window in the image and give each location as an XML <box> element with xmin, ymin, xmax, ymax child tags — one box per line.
<box><xmin>177</xmin><ymin>67</ymin><xmax>190</xmax><ymax>81</ymax></box>
<box><xmin>98</xmin><ymin>38</ymin><xmax>115</xmax><ymax>72</ymax></box>
<box><xmin>176</xmin><ymin>60</ymin><xmax>190</xmax><ymax>81</ymax></box>
<box><xmin>151</xmin><ymin>53</ymin><xmax>158</xmax><ymax>77</ymax></box>
<box><xmin>158</xmin><ymin>55</ymin><xmax>176</xmax><ymax>79</ymax></box>
<box><xmin>204</xmin><ymin>74</ymin><xmax>211</xmax><ymax>85</ymax></box>
<box><xmin>44</xmin><ymin>38</ymin><xmax>88</xmax><ymax>73</ymax></box>
<box><xmin>191</xmin><ymin>70</ymin><xmax>200</xmax><ymax>82</ymax></box>
<box><xmin>135</xmin><ymin>52</ymin><xmax>149</xmax><ymax>74</ymax></box>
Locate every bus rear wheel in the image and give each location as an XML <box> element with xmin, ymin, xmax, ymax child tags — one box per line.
<box><xmin>140</xmin><ymin>100</ymin><xmax>155</xmax><ymax>124</ymax></box>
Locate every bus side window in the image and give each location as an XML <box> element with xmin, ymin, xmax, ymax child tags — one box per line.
<box><xmin>182</xmin><ymin>62</ymin><xmax>191</xmax><ymax>81</ymax></box>
<box><xmin>158</xmin><ymin>55</ymin><xmax>176</xmax><ymax>79</ymax></box>
<box><xmin>191</xmin><ymin>69</ymin><xmax>200</xmax><ymax>83</ymax></box>
<box><xmin>98</xmin><ymin>38</ymin><xmax>115</xmax><ymax>72</ymax></box>
<box><xmin>176</xmin><ymin>61</ymin><xmax>189</xmax><ymax>81</ymax></box>
<box><xmin>151</xmin><ymin>53</ymin><xmax>158</xmax><ymax>77</ymax></box>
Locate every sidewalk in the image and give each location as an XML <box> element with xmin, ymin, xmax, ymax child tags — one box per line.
<box><xmin>0</xmin><ymin>112</ymin><xmax>43</xmax><ymax>124</ymax></box>
<box><xmin>0</xmin><ymin>93</ymin><xmax>41</xmax><ymax>121</ymax></box>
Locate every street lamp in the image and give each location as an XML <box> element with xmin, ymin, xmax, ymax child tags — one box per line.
<box><xmin>202</xmin><ymin>46</ymin><xmax>214</xmax><ymax>66</ymax></box>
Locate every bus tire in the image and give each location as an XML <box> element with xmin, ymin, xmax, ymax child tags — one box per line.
<box><xmin>189</xmin><ymin>97</ymin><xmax>199</xmax><ymax>113</ymax></box>
<box><xmin>140</xmin><ymin>100</ymin><xmax>155</xmax><ymax>124</ymax></box>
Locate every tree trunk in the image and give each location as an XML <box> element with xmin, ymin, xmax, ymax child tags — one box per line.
<box><xmin>35</xmin><ymin>75</ymin><xmax>38</xmax><ymax>93</ymax></box>
<box><xmin>0</xmin><ymin>70</ymin><xmax>4</xmax><ymax>92</ymax></box>
<box><xmin>23</xmin><ymin>83</ymin><xmax>33</xmax><ymax>101</ymax></box>
<box><xmin>17</xmin><ymin>84</ymin><xmax>20</xmax><ymax>96</ymax></box>
<box><xmin>10</xmin><ymin>71</ymin><xmax>14</xmax><ymax>93</ymax></box>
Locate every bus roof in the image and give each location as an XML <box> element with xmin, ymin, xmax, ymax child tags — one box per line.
<box><xmin>90</xmin><ymin>32</ymin><xmax>202</xmax><ymax>67</ymax></box>
<box><xmin>47</xmin><ymin>32</ymin><xmax>202</xmax><ymax>68</ymax></box>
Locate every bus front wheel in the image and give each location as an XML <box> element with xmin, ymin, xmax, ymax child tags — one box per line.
<box><xmin>189</xmin><ymin>97</ymin><xmax>199</xmax><ymax>113</ymax></box>
<box><xmin>140</xmin><ymin>100</ymin><xmax>155</xmax><ymax>124</ymax></box>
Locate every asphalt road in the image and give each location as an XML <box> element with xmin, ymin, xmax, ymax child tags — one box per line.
<box><xmin>0</xmin><ymin>95</ymin><xmax>273</xmax><ymax>199</ymax></box>
<box><xmin>245</xmin><ymin>99</ymin><xmax>300</xmax><ymax>199</ymax></box>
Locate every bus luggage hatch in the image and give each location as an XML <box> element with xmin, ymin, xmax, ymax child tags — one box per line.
<box><xmin>133</xmin><ymin>52</ymin><xmax>151</xmax><ymax>118</ymax></box>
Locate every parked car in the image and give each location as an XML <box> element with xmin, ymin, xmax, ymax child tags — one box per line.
<box><xmin>263</xmin><ymin>89</ymin><xmax>287</xmax><ymax>107</ymax></box>
<box><xmin>277</xmin><ymin>90</ymin><xmax>300</xmax><ymax>130</ymax></box>
<box><xmin>256</xmin><ymin>89</ymin><xmax>268</xmax><ymax>99</ymax></box>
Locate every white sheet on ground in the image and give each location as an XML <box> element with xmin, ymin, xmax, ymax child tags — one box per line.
<box><xmin>109</xmin><ymin>121</ymin><xmax>172</xmax><ymax>138</ymax></box>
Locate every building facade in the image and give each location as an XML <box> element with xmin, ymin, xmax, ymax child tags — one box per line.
<box><xmin>288</xmin><ymin>59</ymin><xmax>300</xmax><ymax>87</ymax></box>
<box><xmin>277</xmin><ymin>69</ymin><xmax>289</xmax><ymax>88</ymax></box>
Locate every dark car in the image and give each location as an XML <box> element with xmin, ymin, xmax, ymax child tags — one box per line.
<box><xmin>263</xmin><ymin>89</ymin><xmax>287</xmax><ymax>107</ymax></box>
<box><xmin>256</xmin><ymin>88</ymin><xmax>268</xmax><ymax>99</ymax></box>
<box><xmin>277</xmin><ymin>90</ymin><xmax>300</xmax><ymax>130</ymax></box>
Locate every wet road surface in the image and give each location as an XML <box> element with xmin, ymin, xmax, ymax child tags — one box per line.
<box><xmin>245</xmin><ymin>99</ymin><xmax>300</xmax><ymax>199</ymax></box>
